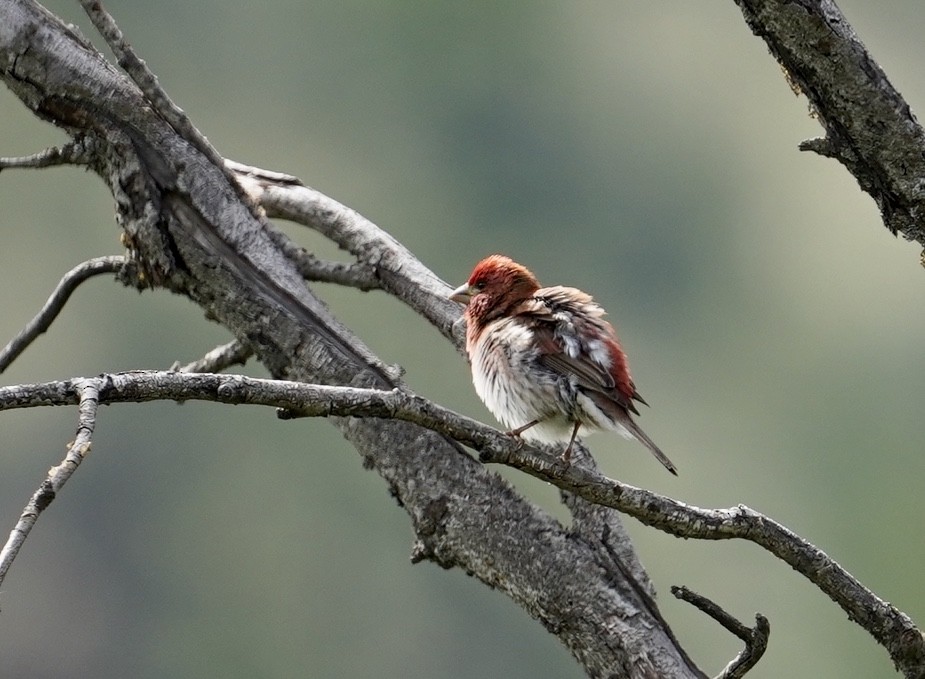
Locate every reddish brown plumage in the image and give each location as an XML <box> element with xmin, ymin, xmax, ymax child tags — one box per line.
<box><xmin>450</xmin><ymin>255</ymin><xmax>676</xmax><ymax>474</ymax></box>
<box><xmin>606</xmin><ymin>337</ymin><xmax>637</xmax><ymax>410</ymax></box>
<box><xmin>464</xmin><ymin>255</ymin><xmax>540</xmax><ymax>327</ymax></box>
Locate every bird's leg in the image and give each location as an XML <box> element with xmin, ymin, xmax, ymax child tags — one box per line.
<box><xmin>504</xmin><ymin>419</ymin><xmax>540</xmax><ymax>448</ymax></box>
<box><xmin>507</xmin><ymin>419</ymin><xmax>540</xmax><ymax>437</ymax></box>
<box><xmin>560</xmin><ymin>421</ymin><xmax>582</xmax><ymax>464</ymax></box>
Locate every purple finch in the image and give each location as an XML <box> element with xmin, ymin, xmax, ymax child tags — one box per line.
<box><xmin>450</xmin><ymin>255</ymin><xmax>676</xmax><ymax>474</ymax></box>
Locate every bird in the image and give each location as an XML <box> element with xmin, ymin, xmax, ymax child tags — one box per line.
<box><xmin>449</xmin><ymin>254</ymin><xmax>677</xmax><ymax>474</ymax></box>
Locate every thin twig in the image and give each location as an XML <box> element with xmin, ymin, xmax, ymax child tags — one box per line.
<box><xmin>672</xmin><ymin>586</ymin><xmax>770</xmax><ymax>679</ymax></box>
<box><xmin>171</xmin><ymin>340</ymin><xmax>253</xmax><ymax>373</ymax></box>
<box><xmin>0</xmin><ymin>370</ymin><xmax>920</xmax><ymax>674</ymax></box>
<box><xmin>77</xmin><ymin>1</ymin><xmax>222</xmax><ymax>169</ymax></box>
<box><xmin>294</xmin><ymin>252</ymin><xmax>380</xmax><ymax>290</ymax></box>
<box><xmin>261</xmin><ymin>222</ymin><xmax>380</xmax><ymax>291</ymax></box>
<box><xmin>0</xmin><ymin>256</ymin><xmax>124</xmax><ymax>373</ymax></box>
<box><xmin>0</xmin><ymin>378</ymin><xmax>100</xmax><ymax>595</ymax></box>
<box><xmin>0</xmin><ymin>138</ymin><xmax>92</xmax><ymax>171</ymax></box>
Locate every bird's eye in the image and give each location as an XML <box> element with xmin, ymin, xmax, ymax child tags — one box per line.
<box><xmin>472</xmin><ymin>280</ymin><xmax>485</xmax><ymax>291</ymax></box>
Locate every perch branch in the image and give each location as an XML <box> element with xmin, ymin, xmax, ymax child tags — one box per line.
<box><xmin>0</xmin><ymin>369</ymin><xmax>921</xmax><ymax>674</ymax></box>
<box><xmin>480</xmin><ymin>439</ymin><xmax>923</xmax><ymax>673</ymax></box>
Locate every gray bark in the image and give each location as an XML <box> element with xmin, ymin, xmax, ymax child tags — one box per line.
<box><xmin>734</xmin><ymin>0</ymin><xmax>925</xmax><ymax>242</ymax></box>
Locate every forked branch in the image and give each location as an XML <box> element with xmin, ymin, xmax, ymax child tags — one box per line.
<box><xmin>0</xmin><ymin>378</ymin><xmax>100</xmax><ymax>593</ymax></box>
<box><xmin>672</xmin><ymin>586</ymin><xmax>770</xmax><ymax>679</ymax></box>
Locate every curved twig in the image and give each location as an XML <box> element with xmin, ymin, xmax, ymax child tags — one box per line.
<box><xmin>261</xmin><ymin>221</ymin><xmax>381</xmax><ymax>291</ymax></box>
<box><xmin>0</xmin><ymin>256</ymin><xmax>124</xmax><ymax>373</ymax></box>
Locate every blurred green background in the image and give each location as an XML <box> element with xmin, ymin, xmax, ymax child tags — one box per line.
<box><xmin>2</xmin><ymin>1</ymin><xmax>924</xmax><ymax>677</ymax></box>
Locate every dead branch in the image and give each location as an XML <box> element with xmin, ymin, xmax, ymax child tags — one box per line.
<box><xmin>0</xmin><ymin>256</ymin><xmax>124</xmax><ymax>372</ymax></box>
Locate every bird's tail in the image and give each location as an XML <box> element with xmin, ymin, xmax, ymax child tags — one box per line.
<box><xmin>586</xmin><ymin>392</ymin><xmax>678</xmax><ymax>474</ymax></box>
<box><xmin>620</xmin><ymin>415</ymin><xmax>678</xmax><ymax>476</ymax></box>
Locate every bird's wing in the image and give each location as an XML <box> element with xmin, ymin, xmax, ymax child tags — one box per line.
<box><xmin>515</xmin><ymin>286</ymin><xmax>641</xmax><ymax>414</ymax></box>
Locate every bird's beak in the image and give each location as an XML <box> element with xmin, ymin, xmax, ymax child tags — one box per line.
<box><xmin>449</xmin><ymin>283</ymin><xmax>474</xmax><ymax>305</ymax></box>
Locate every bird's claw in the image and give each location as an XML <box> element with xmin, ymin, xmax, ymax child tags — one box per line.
<box><xmin>558</xmin><ymin>445</ymin><xmax>573</xmax><ymax>466</ymax></box>
<box><xmin>503</xmin><ymin>430</ymin><xmax>526</xmax><ymax>449</ymax></box>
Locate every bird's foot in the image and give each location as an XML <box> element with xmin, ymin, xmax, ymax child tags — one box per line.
<box><xmin>558</xmin><ymin>444</ymin><xmax>573</xmax><ymax>466</ymax></box>
<box><xmin>504</xmin><ymin>419</ymin><xmax>540</xmax><ymax>448</ymax></box>
<box><xmin>502</xmin><ymin>430</ymin><xmax>526</xmax><ymax>449</ymax></box>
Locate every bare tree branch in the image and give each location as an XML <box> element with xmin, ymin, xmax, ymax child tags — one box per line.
<box><xmin>1</xmin><ymin>6</ymin><xmax>695</xmax><ymax>675</ymax></box>
<box><xmin>0</xmin><ymin>256</ymin><xmax>124</xmax><ymax>373</ymax></box>
<box><xmin>234</xmin><ymin>167</ymin><xmax>462</xmax><ymax>344</ymax></box>
<box><xmin>733</xmin><ymin>0</ymin><xmax>925</xmax><ymax>244</ymax></box>
<box><xmin>0</xmin><ymin>369</ymin><xmax>920</xmax><ymax>677</ymax></box>
<box><xmin>672</xmin><ymin>586</ymin><xmax>770</xmax><ymax>679</ymax></box>
<box><xmin>482</xmin><ymin>439</ymin><xmax>925</xmax><ymax>673</ymax></box>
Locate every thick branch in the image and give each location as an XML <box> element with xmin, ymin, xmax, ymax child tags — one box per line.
<box><xmin>733</xmin><ymin>0</ymin><xmax>925</xmax><ymax>242</ymax></box>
